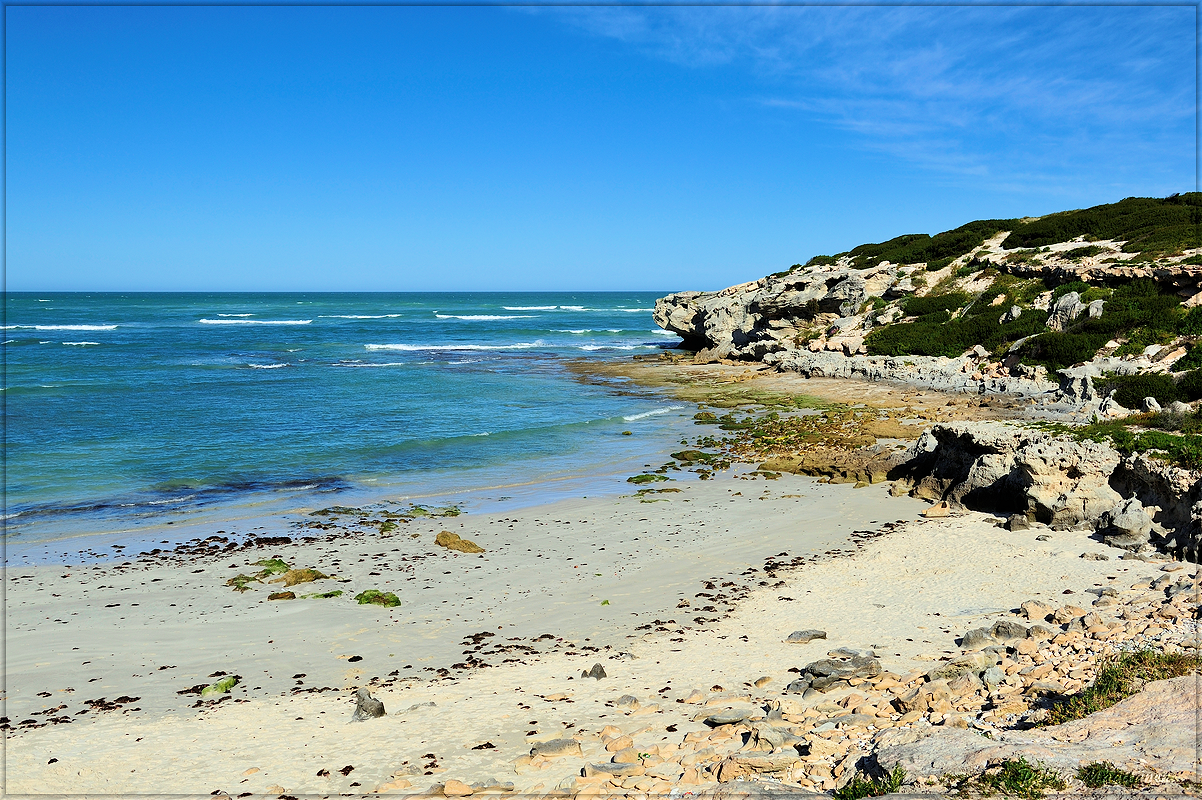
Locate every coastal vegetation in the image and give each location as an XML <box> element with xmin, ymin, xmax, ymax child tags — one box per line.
<box><xmin>1040</xmin><ymin>650</ymin><xmax>1199</xmax><ymax>726</ymax></box>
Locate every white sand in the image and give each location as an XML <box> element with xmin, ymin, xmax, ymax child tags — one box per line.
<box><xmin>7</xmin><ymin>468</ymin><xmax>1171</xmax><ymax>795</ymax></box>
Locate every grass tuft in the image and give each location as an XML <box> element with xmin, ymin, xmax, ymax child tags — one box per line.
<box><xmin>835</xmin><ymin>766</ymin><xmax>906</xmax><ymax>799</ymax></box>
<box><xmin>1042</xmin><ymin>650</ymin><xmax>1199</xmax><ymax>726</ymax></box>
<box><xmin>1076</xmin><ymin>761</ymin><xmax>1142</xmax><ymax>789</ymax></box>
<box><xmin>942</xmin><ymin>758</ymin><xmax>1065</xmax><ymax>799</ymax></box>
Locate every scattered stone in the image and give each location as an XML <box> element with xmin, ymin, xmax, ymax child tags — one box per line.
<box><xmin>441</xmin><ymin>779</ymin><xmax>473</xmax><ymax>797</ymax></box>
<box><xmin>529</xmin><ymin>739</ymin><xmax>581</xmax><ymax>759</ymax></box>
<box><xmin>351</xmin><ymin>688</ymin><xmax>385</xmax><ymax>721</ymax></box>
<box><xmin>267</xmin><ymin>591</ymin><xmax>296</xmax><ymax>601</ymax></box>
<box><xmin>1080</xmin><ymin>552</ymin><xmax>1109</xmax><ymax>561</ymax></box>
<box><xmin>614</xmin><ymin>695</ymin><xmax>639</xmax><ymax>710</ymax></box>
<box><xmin>583</xmin><ymin>663</ymin><xmax>607</xmax><ymax>680</ymax></box>
<box><xmin>785</xmin><ymin>629</ymin><xmax>827</xmax><ymax>644</ymax></box>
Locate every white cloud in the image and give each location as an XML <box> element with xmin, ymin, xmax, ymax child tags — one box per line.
<box><xmin>546</xmin><ymin>6</ymin><xmax>1194</xmax><ymax>193</ymax></box>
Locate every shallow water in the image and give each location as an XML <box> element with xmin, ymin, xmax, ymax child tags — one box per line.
<box><xmin>6</xmin><ymin>292</ymin><xmax>687</xmax><ymax>550</ymax></box>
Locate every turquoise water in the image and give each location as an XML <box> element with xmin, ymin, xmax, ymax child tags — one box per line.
<box><xmin>6</xmin><ymin>292</ymin><xmax>687</xmax><ymax>546</ymax></box>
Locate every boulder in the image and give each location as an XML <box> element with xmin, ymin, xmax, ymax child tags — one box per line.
<box><xmin>1097</xmin><ymin>497</ymin><xmax>1155</xmax><ymax>551</ymax></box>
<box><xmin>1046</xmin><ymin>291</ymin><xmax>1084</xmax><ymax>331</ymax></box>
<box><xmin>900</xmin><ymin>422</ymin><xmax>1122</xmax><ymax>529</ymax></box>
<box><xmin>529</xmin><ymin>739</ymin><xmax>582</xmax><ymax>758</ymax></box>
<box><xmin>785</xmin><ymin>629</ymin><xmax>827</xmax><ymax>644</ymax></box>
<box><xmin>351</xmin><ymin>688</ymin><xmax>385</xmax><ymax>721</ymax></box>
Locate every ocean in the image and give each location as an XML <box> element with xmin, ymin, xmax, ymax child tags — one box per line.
<box><xmin>6</xmin><ymin>292</ymin><xmax>691</xmax><ymax>556</ymax></box>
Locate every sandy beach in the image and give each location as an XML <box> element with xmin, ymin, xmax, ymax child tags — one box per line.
<box><xmin>9</xmin><ymin>446</ymin><xmax>1191</xmax><ymax>795</ymax></box>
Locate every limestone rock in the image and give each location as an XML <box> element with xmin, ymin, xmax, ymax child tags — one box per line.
<box><xmin>351</xmin><ymin>687</ymin><xmax>385</xmax><ymax>721</ymax></box>
<box><xmin>1046</xmin><ymin>291</ymin><xmax>1084</xmax><ymax>331</ymax></box>
<box><xmin>785</xmin><ymin>629</ymin><xmax>827</xmax><ymax>644</ymax></box>
<box><xmin>529</xmin><ymin>739</ymin><xmax>581</xmax><ymax>758</ymax></box>
<box><xmin>1097</xmin><ymin>497</ymin><xmax>1155</xmax><ymax>551</ymax></box>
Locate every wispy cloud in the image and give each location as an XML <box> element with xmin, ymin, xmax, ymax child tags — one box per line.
<box><xmin>548</xmin><ymin>6</ymin><xmax>1194</xmax><ymax>194</ymax></box>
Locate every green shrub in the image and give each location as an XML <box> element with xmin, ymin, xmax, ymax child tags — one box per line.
<box><xmin>925</xmin><ymin>256</ymin><xmax>955</xmax><ymax>271</ymax></box>
<box><xmin>1178</xmin><ymin>368</ymin><xmax>1202</xmax><ymax>399</ymax></box>
<box><xmin>805</xmin><ymin>255</ymin><xmax>838</xmax><ymax>267</ymax></box>
<box><xmin>1001</xmin><ymin>193</ymin><xmax>1202</xmax><ymax>256</ymax></box>
<box><xmin>1043</xmin><ymin>650</ymin><xmax>1199</xmax><ymax>726</ymax></box>
<box><xmin>1016</xmin><ymin>280</ymin><xmax>1183</xmax><ymax>369</ymax></box>
<box><xmin>1094</xmin><ymin>372</ymin><xmax>1181</xmax><ymax>408</ymax></box>
<box><xmin>1062</xmin><ymin>245</ymin><xmax>1105</xmax><ymax>259</ymax></box>
<box><xmin>834</xmin><ymin>766</ymin><xmax>906</xmax><ymax>799</ymax></box>
<box><xmin>903</xmin><ymin>293</ymin><xmax>968</xmax><ymax>317</ymax></box>
<box><xmin>1051</xmin><ymin>280</ymin><xmax>1090</xmax><ymax>300</ymax></box>
<box><xmin>1178</xmin><ymin>306</ymin><xmax>1202</xmax><ymax>335</ymax></box>
<box><xmin>1077</xmin><ymin>762</ymin><xmax>1141</xmax><ymax>789</ymax></box>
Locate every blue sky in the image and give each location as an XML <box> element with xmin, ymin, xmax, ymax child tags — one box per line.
<box><xmin>7</xmin><ymin>5</ymin><xmax>1195</xmax><ymax>292</ymax></box>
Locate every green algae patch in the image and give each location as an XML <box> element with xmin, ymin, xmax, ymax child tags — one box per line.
<box><xmin>252</xmin><ymin>558</ymin><xmax>290</xmax><ymax>578</ymax></box>
<box><xmin>200</xmin><ymin>675</ymin><xmax>240</xmax><ymax>698</ymax></box>
<box><xmin>670</xmin><ymin>450</ymin><xmax>719</xmax><ymax>463</ymax></box>
<box><xmin>269</xmin><ymin>568</ymin><xmax>330</xmax><ymax>587</ymax></box>
<box><xmin>226</xmin><ymin>574</ymin><xmax>258</xmax><ymax>593</ymax></box>
<box><xmin>627</xmin><ymin>473</ymin><xmax>670</xmax><ymax>484</ymax></box>
<box><xmin>355</xmin><ymin>589</ymin><xmax>401</xmax><ymax>608</ymax></box>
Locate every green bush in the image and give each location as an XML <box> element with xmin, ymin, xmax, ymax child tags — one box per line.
<box><xmin>1077</xmin><ymin>762</ymin><xmax>1141</xmax><ymax>789</ymax></box>
<box><xmin>834</xmin><ymin>767</ymin><xmax>905</xmax><ymax>799</ymax></box>
<box><xmin>847</xmin><ymin>219</ymin><xmax>1018</xmax><ymax>268</ymax></box>
<box><xmin>1178</xmin><ymin>368</ymin><xmax>1202</xmax><ymax>399</ymax></box>
<box><xmin>903</xmin><ymin>293</ymin><xmax>968</xmax><ymax>317</ymax></box>
<box><xmin>1094</xmin><ymin>372</ymin><xmax>1181</xmax><ymax>408</ymax></box>
<box><xmin>1016</xmin><ymin>280</ymin><xmax>1183</xmax><ymax>369</ymax></box>
<box><xmin>1051</xmin><ymin>280</ymin><xmax>1090</xmax><ymax>300</ymax></box>
<box><xmin>1062</xmin><ymin>245</ymin><xmax>1105</xmax><ymax>259</ymax></box>
<box><xmin>1043</xmin><ymin>650</ymin><xmax>1199</xmax><ymax>725</ymax></box>
<box><xmin>1001</xmin><ymin>193</ymin><xmax>1202</xmax><ymax>255</ymax></box>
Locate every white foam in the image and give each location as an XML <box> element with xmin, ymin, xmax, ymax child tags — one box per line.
<box><xmin>247</xmin><ymin>363</ymin><xmax>290</xmax><ymax>369</ymax></box>
<box><xmin>554</xmin><ymin>329</ymin><xmax>592</xmax><ymax>334</ymax></box>
<box><xmin>503</xmin><ymin>306</ymin><xmax>557</xmax><ymax>311</ymax></box>
<box><xmin>62</xmin><ymin>341</ymin><xmax>100</xmax><ymax>346</ymax></box>
<box><xmin>365</xmin><ymin>340</ymin><xmax>546</xmax><ymax>352</ymax></box>
<box><xmin>3</xmin><ymin>324</ymin><xmax>118</xmax><ymax>331</ymax></box>
<box><xmin>558</xmin><ymin>305</ymin><xmax>586</xmax><ymax>311</ymax></box>
<box><xmin>336</xmin><ymin>362</ymin><xmax>408</xmax><ymax>368</ymax></box>
<box><xmin>578</xmin><ymin>344</ymin><xmax>656</xmax><ymax>351</ymax></box>
<box><xmin>652</xmin><ymin>329</ymin><xmax>679</xmax><ymax>336</ymax></box>
<box><xmin>217</xmin><ymin>313</ymin><xmax>254</xmax><ymax>317</ymax></box>
<box><xmin>623</xmin><ymin>405</ymin><xmax>685</xmax><ymax>421</ymax></box>
<box><xmin>199</xmin><ymin>319</ymin><xmax>312</xmax><ymax>325</ymax></box>
<box><xmin>1</xmin><ymin>340</ymin><xmax>14</xmax><ymax>345</ymax></box>
<box><xmin>435</xmin><ymin>314</ymin><xmax>535</xmax><ymax>320</ymax></box>
<box><xmin>37</xmin><ymin>299</ymin><xmax>51</xmax><ymax>302</ymax></box>
<box><xmin>148</xmin><ymin>493</ymin><xmax>197</xmax><ymax>505</ymax></box>
<box><xmin>469</xmin><ymin>432</ymin><xmax>490</xmax><ymax>436</ymax></box>
<box><xmin>319</xmin><ymin>314</ymin><xmax>402</xmax><ymax>319</ymax></box>
<box><xmin>619</xmin><ymin>308</ymin><xmax>653</xmax><ymax>312</ymax></box>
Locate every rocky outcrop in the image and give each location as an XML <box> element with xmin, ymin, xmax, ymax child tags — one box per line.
<box><xmin>653</xmin><ymin>262</ymin><xmax>910</xmax><ymax>360</ymax></box>
<box><xmin>897</xmin><ymin>422</ymin><xmax>1201</xmax><ymax>555</ymax></box>
<box><xmin>900</xmin><ymin>423</ymin><xmax>1122</xmax><ymax>529</ymax></box>
<box><xmin>870</xmin><ymin>675</ymin><xmax>1200</xmax><ymax>783</ymax></box>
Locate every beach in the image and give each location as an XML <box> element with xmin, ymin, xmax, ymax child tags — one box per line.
<box><xmin>9</xmin><ymin>444</ymin><xmax>1193</xmax><ymax>795</ymax></box>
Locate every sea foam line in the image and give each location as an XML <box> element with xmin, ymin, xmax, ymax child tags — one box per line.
<box><xmin>62</xmin><ymin>341</ymin><xmax>101</xmax><ymax>346</ymax></box>
<box><xmin>623</xmin><ymin>405</ymin><xmax>685</xmax><ymax>422</ymax></box>
<box><xmin>503</xmin><ymin>306</ymin><xmax>557</xmax><ymax>311</ymax></box>
<box><xmin>199</xmin><ymin>319</ymin><xmax>312</xmax><ymax>325</ymax></box>
<box><xmin>319</xmin><ymin>314</ymin><xmax>402</xmax><ymax>319</ymax></box>
<box><xmin>247</xmin><ymin>363</ymin><xmax>290</xmax><ymax>369</ymax></box>
<box><xmin>4</xmin><ymin>324</ymin><xmax>118</xmax><ymax>331</ymax></box>
<box><xmin>365</xmin><ymin>340</ymin><xmax>545</xmax><ymax>352</ymax></box>
<box><xmin>435</xmin><ymin>314</ymin><xmax>535</xmax><ymax>320</ymax></box>
<box><xmin>217</xmin><ymin>313</ymin><xmax>254</xmax><ymax>317</ymax></box>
